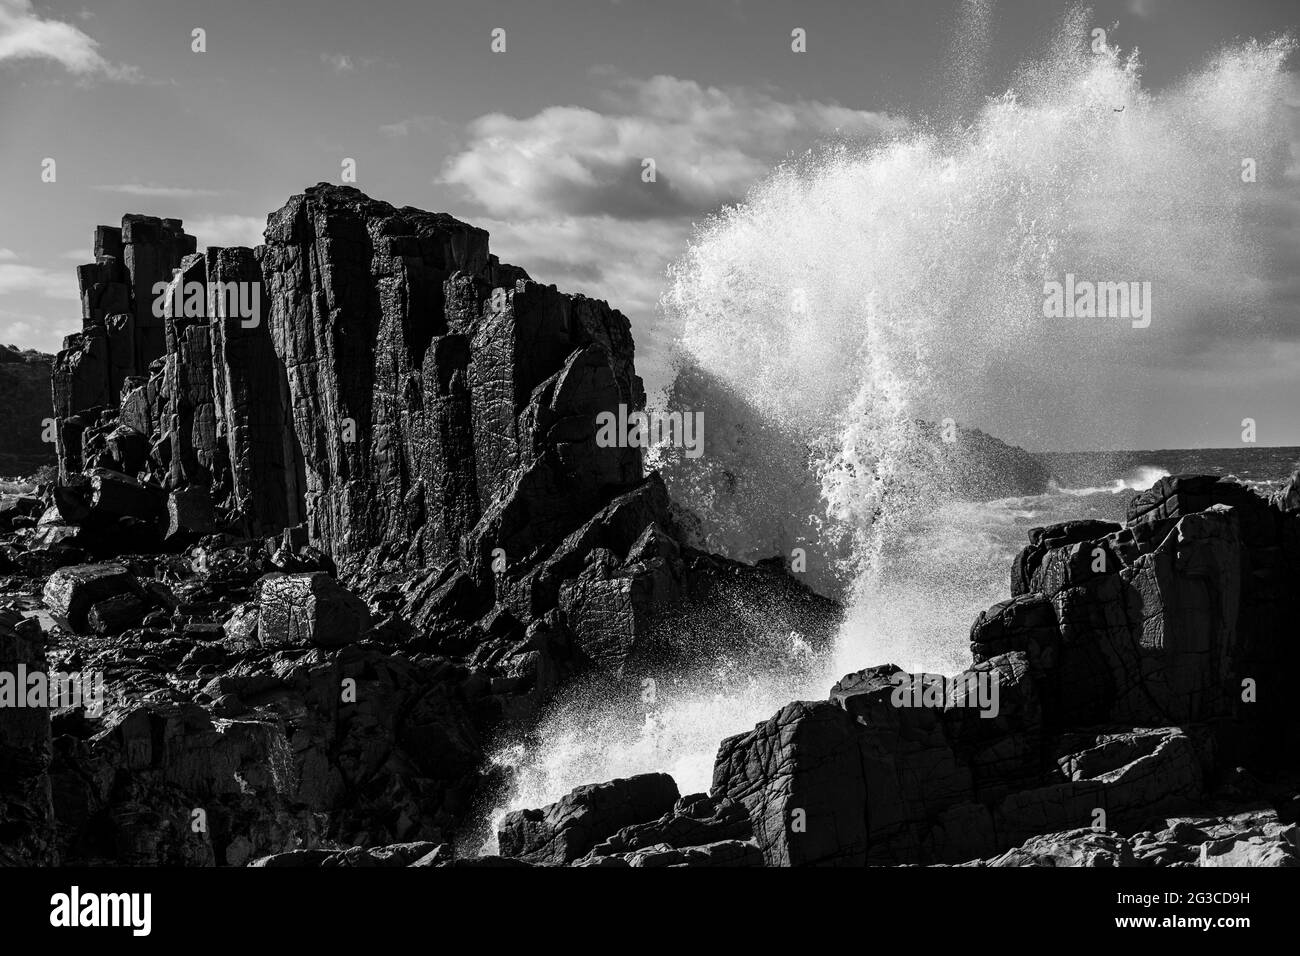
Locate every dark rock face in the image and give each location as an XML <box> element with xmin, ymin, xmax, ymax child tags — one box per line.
<box><xmin>498</xmin><ymin>772</ymin><xmax>680</xmax><ymax>864</ymax></box>
<box><xmin>0</xmin><ymin>610</ymin><xmax>56</xmax><ymax>864</ymax></box>
<box><xmin>492</xmin><ymin>784</ymin><xmax>761</xmax><ymax>868</ymax></box>
<box><xmin>0</xmin><ymin>346</ymin><xmax>56</xmax><ymax>476</ymax></box>
<box><xmin>703</xmin><ymin>474</ymin><xmax>1300</xmax><ymax>867</ymax></box>
<box><xmin>39</xmin><ymin>184</ymin><xmax>784</xmax><ymax>676</ymax></box>
<box><xmin>0</xmin><ymin>185</ymin><xmax>838</xmax><ymax>866</ymax></box>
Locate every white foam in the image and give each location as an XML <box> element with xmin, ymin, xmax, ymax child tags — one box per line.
<box><xmin>479</xmin><ymin>20</ymin><xmax>1297</xmax><ymax>837</ymax></box>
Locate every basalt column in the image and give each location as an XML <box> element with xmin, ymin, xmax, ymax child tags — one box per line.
<box><xmin>207</xmin><ymin>246</ymin><xmax>297</xmax><ymax>536</ymax></box>
<box><xmin>262</xmin><ymin>185</ymin><xmax>498</xmax><ymax>558</ymax></box>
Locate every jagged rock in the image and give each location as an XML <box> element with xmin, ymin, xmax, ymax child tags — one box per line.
<box><xmin>498</xmin><ymin>773</ymin><xmax>680</xmax><ymax>865</ymax></box>
<box><xmin>105</xmin><ymin>425</ymin><xmax>148</xmax><ymax>474</ymax></box>
<box><xmin>165</xmin><ymin>486</ymin><xmax>216</xmax><ymax>542</ymax></box>
<box><xmin>971</xmin><ymin>807</ymin><xmax>1300</xmax><ymax>868</ymax></box>
<box><xmin>588</xmin><ymin>792</ymin><xmax>751</xmax><ymax>857</ymax></box>
<box><xmin>713</xmin><ymin>699</ymin><xmax>870</xmax><ymax>867</ymax></box>
<box><xmin>42</xmin><ymin>563</ymin><xmax>141</xmax><ymax>633</ymax></box>
<box><xmin>1198</xmin><ymin>835</ymin><xmax>1299</xmax><ymax>867</ymax></box>
<box><xmin>45</xmin><ymin>184</ymin><xmax>838</xmax><ymax>692</ymax></box>
<box><xmin>0</xmin><ymin>610</ymin><xmax>56</xmax><ymax>864</ymax></box>
<box><xmin>87</xmin><ymin>593</ymin><xmax>147</xmax><ymax>636</ymax></box>
<box><xmin>15</xmin><ymin>184</ymin><xmax>1300</xmax><ymax>872</ymax></box>
<box><xmin>256</xmin><ymin>572</ymin><xmax>370</xmax><ymax>647</ymax></box>
<box><xmin>221</xmin><ymin>602</ymin><xmax>259</xmax><ymax>651</ymax></box>
<box><xmin>986</xmin><ymin>829</ymin><xmax>1136</xmax><ymax>867</ymax></box>
<box><xmin>88</xmin><ymin>468</ymin><xmax>163</xmax><ymax>523</ymax></box>
<box><xmin>250</xmin><ymin>841</ymin><xmax>445</xmax><ymax>868</ymax></box>
<box><xmin>0</xmin><ymin>494</ymin><xmax>44</xmax><ymax>530</ymax></box>
<box><xmin>0</xmin><ymin>345</ymin><xmax>56</xmax><ymax>475</ymax></box>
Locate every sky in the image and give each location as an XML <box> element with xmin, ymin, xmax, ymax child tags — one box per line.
<box><xmin>0</xmin><ymin>0</ymin><xmax>1297</xmax><ymax>450</ymax></box>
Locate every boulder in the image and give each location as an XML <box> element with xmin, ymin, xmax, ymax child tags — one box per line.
<box><xmin>256</xmin><ymin>572</ymin><xmax>371</xmax><ymax>647</ymax></box>
<box><xmin>88</xmin><ymin>468</ymin><xmax>162</xmax><ymax>522</ymax></box>
<box><xmin>498</xmin><ymin>773</ymin><xmax>680</xmax><ymax>864</ymax></box>
<box><xmin>87</xmin><ymin>593</ymin><xmax>147</xmax><ymax>635</ymax></box>
<box><xmin>165</xmin><ymin>486</ymin><xmax>216</xmax><ymax>542</ymax></box>
<box><xmin>0</xmin><ymin>494</ymin><xmax>44</xmax><ymax>530</ymax></box>
<box><xmin>42</xmin><ymin>563</ymin><xmax>141</xmax><ymax>632</ymax></box>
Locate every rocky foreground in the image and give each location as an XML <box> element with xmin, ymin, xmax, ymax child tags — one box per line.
<box><xmin>2</xmin><ymin>184</ymin><xmax>1298</xmax><ymax>867</ymax></box>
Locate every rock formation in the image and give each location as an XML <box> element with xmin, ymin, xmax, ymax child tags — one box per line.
<box><xmin>3</xmin><ymin>185</ymin><xmax>1297</xmax><ymax>868</ymax></box>
<box><xmin>0</xmin><ymin>185</ymin><xmax>837</xmax><ymax>864</ymax></box>
<box><xmin>476</xmin><ymin>473</ymin><xmax>1300</xmax><ymax>868</ymax></box>
<box><xmin>0</xmin><ymin>346</ymin><xmax>56</xmax><ymax>477</ymax></box>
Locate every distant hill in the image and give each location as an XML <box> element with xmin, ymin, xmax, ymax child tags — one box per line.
<box><xmin>0</xmin><ymin>344</ymin><xmax>56</xmax><ymax>477</ymax></box>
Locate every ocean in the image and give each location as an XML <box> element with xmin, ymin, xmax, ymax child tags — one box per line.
<box><xmin>478</xmin><ymin>20</ymin><xmax>1300</xmax><ymax>838</ymax></box>
<box><xmin>835</xmin><ymin>446</ymin><xmax>1300</xmax><ymax>682</ymax></box>
<box><xmin>477</xmin><ymin>445</ymin><xmax>1298</xmax><ymax>847</ymax></box>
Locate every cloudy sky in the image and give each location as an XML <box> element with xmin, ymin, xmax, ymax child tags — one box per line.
<box><xmin>0</xmin><ymin>0</ymin><xmax>1296</xmax><ymax>448</ymax></box>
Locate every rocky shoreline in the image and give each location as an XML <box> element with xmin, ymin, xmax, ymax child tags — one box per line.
<box><xmin>2</xmin><ymin>185</ymin><xmax>1297</xmax><ymax>867</ymax></box>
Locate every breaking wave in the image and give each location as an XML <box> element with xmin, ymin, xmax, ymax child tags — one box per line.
<box><xmin>479</xmin><ymin>6</ymin><xmax>1297</xmax><ymax>837</ymax></box>
<box><xmin>1056</xmin><ymin>464</ymin><xmax>1171</xmax><ymax>495</ymax></box>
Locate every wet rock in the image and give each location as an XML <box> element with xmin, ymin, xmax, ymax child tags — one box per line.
<box><xmin>498</xmin><ymin>772</ymin><xmax>680</xmax><ymax>865</ymax></box>
<box><xmin>1198</xmin><ymin>835</ymin><xmax>1299</xmax><ymax>867</ymax></box>
<box><xmin>713</xmin><ymin>700</ymin><xmax>870</xmax><ymax>867</ymax></box>
<box><xmin>588</xmin><ymin>792</ymin><xmax>752</xmax><ymax>858</ymax></box>
<box><xmin>986</xmin><ymin>829</ymin><xmax>1136</xmax><ymax>867</ymax></box>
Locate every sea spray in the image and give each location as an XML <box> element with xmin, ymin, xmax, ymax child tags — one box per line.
<box><xmin>479</xmin><ymin>11</ymin><xmax>1297</xmax><ymax>834</ymax></box>
<box><xmin>664</xmin><ymin>17</ymin><xmax>1294</xmax><ymax>672</ymax></box>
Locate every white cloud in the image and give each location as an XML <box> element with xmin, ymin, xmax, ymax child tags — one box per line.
<box><xmin>442</xmin><ymin>73</ymin><xmax>906</xmax><ymax>394</ymax></box>
<box><xmin>0</xmin><ymin>0</ymin><xmax>138</xmax><ymax>80</ymax></box>
<box><xmin>0</xmin><ymin>261</ymin><xmax>78</xmax><ymax>300</ymax></box>
<box><xmin>320</xmin><ymin>52</ymin><xmax>390</xmax><ymax>74</ymax></box>
<box><xmin>380</xmin><ymin>114</ymin><xmax>452</xmax><ymax>138</ymax></box>
<box><xmin>185</xmin><ymin>214</ymin><xmax>267</xmax><ymax>250</ymax></box>
<box><xmin>0</xmin><ymin>307</ymin><xmax>72</xmax><ymax>353</ymax></box>
<box><xmin>321</xmin><ymin>52</ymin><xmax>354</xmax><ymax>73</ymax></box>
<box><xmin>0</xmin><ymin>248</ymin><xmax>15</xmax><ymax>261</ymax></box>
<box><xmin>481</xmin><ymin>213</ymin><xmax>687</xmax><ymax>400</ymax></box>
<box><xmin>442</xmin><ymin>72</ymin><xmax>906</xmax><ymax>220</ymax></box>
<box><xmin>93</xmin><ymin>183</ymin><xmax>225</xmax><ymax>198</ymax></box>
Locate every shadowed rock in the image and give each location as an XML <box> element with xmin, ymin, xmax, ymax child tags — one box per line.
<box><xmin>498</xmin><ymin>772</ymin><xmax>680</xmax><ymax>865</ymax></box>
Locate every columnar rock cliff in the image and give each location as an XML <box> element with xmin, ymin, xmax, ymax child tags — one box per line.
<box><xmin>0</xmin><ymin>186</ymin><xmax>836</xmax><ymax>865</ymax></box>
<box><xmin>45</xmin><ymin>184</ymin><xmax>815</xmax><ymax>670</ymax></box>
